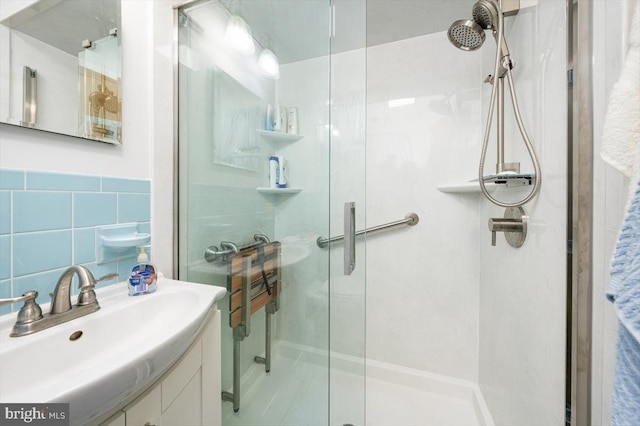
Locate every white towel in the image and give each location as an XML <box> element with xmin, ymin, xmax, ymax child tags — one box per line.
<box><xmin>600</xmin><ymin>1</ymin><xmax>640</xmax><ymax>209</ymax></box>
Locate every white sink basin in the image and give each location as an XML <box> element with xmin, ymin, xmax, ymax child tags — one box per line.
<box><xmin>0</xmin><ymin>277</ymin><xmax>226</xmax><ymax>425</ymax></box>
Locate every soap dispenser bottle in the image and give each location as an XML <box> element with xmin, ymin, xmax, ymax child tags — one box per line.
<box><xmin>128</xmin><ymin>245</ymin><xmax>157</xmax><ymax>296</ymax></box>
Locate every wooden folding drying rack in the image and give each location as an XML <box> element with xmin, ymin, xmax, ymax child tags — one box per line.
<box><xmin>220</xmin><ymin>240</ymin><xmax>281</xmax><ymax>413</ymax></box>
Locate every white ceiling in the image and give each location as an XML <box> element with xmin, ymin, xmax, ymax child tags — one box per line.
<box><xmin>4</xmin><ymin>0</ymin><xmax>474</xmax><ymax>62</ymax></box>
<box><xmin>225</xmin><ymin>0</ymin><xmax>473</xmax><ymax>64</ymax></box>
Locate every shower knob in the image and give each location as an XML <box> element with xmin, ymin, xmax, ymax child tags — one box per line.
<box><xmin>488</xmin><ymin>206</ymin><xmax>528</xmax><ymax>247</ymax></box>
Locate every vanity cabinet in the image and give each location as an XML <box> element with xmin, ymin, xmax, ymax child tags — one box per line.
<box><xmin>101</xmin><ymin>307</ymin><xmax>221</xmax><ymax>426</ymax></box>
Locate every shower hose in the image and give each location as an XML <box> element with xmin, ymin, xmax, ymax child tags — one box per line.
<box><xmin>478</xmin><ymin>9</ymin><xmax>542</xmax><ymax>208</ymax></box>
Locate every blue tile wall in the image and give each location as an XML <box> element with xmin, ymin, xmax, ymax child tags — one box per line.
<box><xmin>0</xmin><ymin>169</ymin><xmax>151</xmax><ymax>313</ymax></box>
<box><xmin>0</xmin><ymin>169</ymin><xmax>24</xmax><ymax>190</ymax></box>
<box><xmin>13</xmin><ymin>192</ymin><xmax>72</xmax><ymax>232</ymax></box>
<box><xmin>74</xmin><ymin>193</ymin><xmax>117</xmax><ymax>227</ymax></box>
<box><xmin>0</xmin><ymin>191</ymin><xmax>10</xmax><ymax>235</ymax></box>
<box><xmin>0</xmin><ymin>280</ymin><xmax>11</xmax><ymax>316</ymax></box>
<box><xmin>0</xmin><ymin>236</ymin><xmax>10</xmax><ymax>280</ymax></box>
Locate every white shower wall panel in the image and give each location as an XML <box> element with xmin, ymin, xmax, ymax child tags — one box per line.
<box><xmin>365</xmin><ymin>33</ymin><xmax>484</xmax><ymax>381</ymax></box>
<box><xmin>277</xmin><ymin>31</ymin><xmax>483</xmax><ymax>379</ymax></box>
<box><xmin>477</xmin><ymin>1</ymin><xmax>568</xmax><ymax>424</ymax></box>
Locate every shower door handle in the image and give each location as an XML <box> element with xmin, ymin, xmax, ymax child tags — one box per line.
<box><xmin>344</xmin><ymin>202</ymin><xmax>356</xmax><ymax>275</ymax></box>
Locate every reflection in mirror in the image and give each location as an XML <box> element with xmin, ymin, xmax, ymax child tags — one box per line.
<box><xmin>0</xmin><ymin>0</ymin><xmax>121</xmax><ymax>144</ymax></box>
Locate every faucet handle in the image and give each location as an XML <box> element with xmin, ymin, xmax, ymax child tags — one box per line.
<box><xmin>96</xmin><ymin>272</ymin><xmax>119</xmax><ymax>283</ymax></box>
<box><xmin>487</xmin><ymin>206</ymin><xmax>528</xmax><ymax>248</ymax></box>
<box><xmin>0</xmin><ymin>291</ymin><xmax>38</xmax><ymax>308</ymax></box>
<box><xmin>77</xmin><ymin>272</ymin><xmax>118</xmax><ymax>306</ymax></box>
<box><xmin>14</xmin><ymin>291</ymin><xmax>43</xmax><ymax>324</ymax></box>
<box><xmin>77</xmin><ymin>286</ymin><xmax>97</xmax><ymax>306</ymax></box>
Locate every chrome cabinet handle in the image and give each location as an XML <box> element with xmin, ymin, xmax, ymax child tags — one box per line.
<box><xmin>344</xmin><ymin>202</ymin><xmax>356</xmax><ymax>275</ymax></box>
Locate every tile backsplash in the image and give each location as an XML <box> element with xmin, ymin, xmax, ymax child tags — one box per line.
<box><xmin>0</xmin><ymin>169</ymin><xmax>151</xmax><ymax>314</ymax></box>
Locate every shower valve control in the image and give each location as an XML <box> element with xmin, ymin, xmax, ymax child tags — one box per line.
<box><xmin>488</xmin><ymin>206</ymin><xmax>527</xmax><ymax>248</ymax></box>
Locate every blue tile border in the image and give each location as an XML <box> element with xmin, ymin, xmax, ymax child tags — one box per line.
<box><xmin>27</xmin><ymin>171</ymin><xmax>101</xmax><ymax>192</ymax></box>
<box><xmin>0</xmin><ymin>169</ymin><xmax>24</xmax><ymax>190</ymax></box>
<box><xmin>102</xmin><ymin>177</ymin><xmax>150</xmax><ymax>194</ymax></box>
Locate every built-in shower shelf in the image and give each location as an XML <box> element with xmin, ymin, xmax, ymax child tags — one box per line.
<box><xmin>257</xmin><ymin>187</ymin><xmax>303</xmax><ymax>195</ymax></box>
<box><xmin>438</xmin><ymin>174</ymin><xmax>535</xmax><ymax>194</ymax></box>
<box><xmin>437</xmin><ymin>182</ymin><xmax>497</xmax><ymax>194</ymax></box>
<box><xmin>257</xmin><ymin>129</ymin><xmax>304</xmax><ymax>143</ymax></box>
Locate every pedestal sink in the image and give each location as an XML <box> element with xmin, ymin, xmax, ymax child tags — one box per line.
<box><xmin>0</xmin><ymin>278</ymin><xmax>226</xmax><ymax>425</ymax></box>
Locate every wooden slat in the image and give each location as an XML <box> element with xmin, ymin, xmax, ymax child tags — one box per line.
<box><xmin>226</xmin><ymin>242</ymin><xmax>281</xmax><ymax>328</ymax></box>
<box><xmin>230</xmin><ymin>285</ymin><xmax>281</xmax><ymax>328</ymax></box>
<box><xmin>229</xmin><ymin>244</ymin><xmax>278</xmax><ymax>273</ymax></box>
<box><xmin>228</xmin><ymin>259</ymin><xmax>277</xmax><ymax>292</ymax></box>
<box><xmin>230</xmin><ymin>274</ymin><xmax>278</xmax><ymax>310</ymax></box>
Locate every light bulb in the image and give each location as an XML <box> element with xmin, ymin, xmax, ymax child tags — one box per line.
<box><xmin>258</xmin><ymin>49</ymin><xmax>280</xmax><ymax>79</ymax></box>
<box><xmin>225</xmin><ymin>15</ymin><xmax>255</xmax><ymax>55</ymax></box>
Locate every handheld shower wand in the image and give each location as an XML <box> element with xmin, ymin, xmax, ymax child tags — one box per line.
<box><xmin>447</xmin><ymin>0</ymin><xmax>541</xmax><ymax>208</ymax></box>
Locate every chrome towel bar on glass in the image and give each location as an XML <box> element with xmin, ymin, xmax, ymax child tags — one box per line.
<box><xmin>204</xmin><ymin>234</ymin><xmax>270</xmax><ymax>263</ymax></box>
<box><xmin>316</xmin><ymin>213</ymin><xmax>419</xmax><ymax>248</ymax></box>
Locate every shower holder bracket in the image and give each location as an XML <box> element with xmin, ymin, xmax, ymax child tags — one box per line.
<box><xmin>500</xmin><ymin>0</ymin><xmax>520</xmax><ymax>16</ymax></box>
<box><xmin>497</xmin><ymin>162</ymin><xmax>520</xmax><ymax>174</ymax></box>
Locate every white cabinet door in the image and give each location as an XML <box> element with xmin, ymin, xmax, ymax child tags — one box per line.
<box><xmin>125</xmin><ymin>385</ymin><xmax>162</xmax><ymax>426</ymax></box>
<box><xmin>162</xmin><ymin>369</ymin><xmax>203</xmax><ymax>425</ymax></box>
<box><xmin>101</xmin><ymin>308</ymin><xmax>221</xmax><ymax>426</ymax></box>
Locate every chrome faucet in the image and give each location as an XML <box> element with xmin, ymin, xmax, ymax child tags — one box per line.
<box><xmin>51</xmin><ymin>265</ymin><xmax>101</xmax><ymax>314</ymax></box>
<box><xmin>4</xmin><ymin>265</ymin><xmax>118</xmax><ymax>337</ymax></box>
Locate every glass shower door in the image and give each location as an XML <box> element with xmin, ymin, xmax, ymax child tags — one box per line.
<box><xmin>327</xmin><ymin>0</ymin><xmax>367</xmax><ymax>424</ymax></box>
<box><xmin>176</xmin><ymin>0</ymin><xmax>366</xmax><ymax>424</ymax></box>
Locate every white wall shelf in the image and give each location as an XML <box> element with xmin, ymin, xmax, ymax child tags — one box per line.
<box><xmin>256</xmin><ymin>187</ymin><xmax>303</xmax><ymax>195</ymax></box>
<box><xmin>256</xmin><ymin>129</ymin><xmax>304</xmax><ymax>143</ymax></box>
<box><xmin>436</xmin><ymin>182</ymin><xmax>497</xmax><ymax>194</ymax></box>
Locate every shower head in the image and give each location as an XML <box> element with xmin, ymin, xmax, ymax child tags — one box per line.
<box><xmin>447</xmin><ymin>19</ymin><xmax>486</xmax><ymax>51</ymax></box>
<box><xmin>472</xmin><ymin>0</ymin><xmax>499</xmax><ymax>30</ymax></box>
<box><xmin>447</xmin><ymin>0</ymin><xmax>510</xmax><ymax>57</ymax></box>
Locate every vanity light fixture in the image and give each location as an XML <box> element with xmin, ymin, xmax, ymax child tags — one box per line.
<box><xmin>225</xmin><ymin>15</ymin><xmax>255</xmax><ymax>55</ymax></box>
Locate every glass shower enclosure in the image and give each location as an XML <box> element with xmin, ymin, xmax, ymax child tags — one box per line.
<box><xmin>176</xmin><ymin>0</ymin><xmax>366</xmax><ymax>424</ymax></box>
<box><xmin>176</xmin><ymin>0</ymin><xmax>570</xmax><ymax>425</ymax></box>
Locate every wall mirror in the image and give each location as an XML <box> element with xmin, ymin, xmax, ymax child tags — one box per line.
<box><xmin>0</xmin><ymin>0</ymin><xmax>122</xmax><ymax>144</ymax></box>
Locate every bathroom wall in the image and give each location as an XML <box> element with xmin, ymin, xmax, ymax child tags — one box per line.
<box><xmin>0</xmin><ymin>168</ymin><xmax>150</xmax><ymax>315</ymax></box>
<box><xmin>477</xmin><ymin>1</ymin><xmax>568</xmax><ymax>424</ymax></box>
<box><xmin>0</xmin><ymin>1</ymin><xmax>165</xmax><ymax>311</ymax></box>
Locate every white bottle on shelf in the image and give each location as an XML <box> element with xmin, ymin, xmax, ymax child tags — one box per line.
<box><xmin>287</xmin><ymin>107</ymin><xmax>298</xmax><ymax>134</ymax></box>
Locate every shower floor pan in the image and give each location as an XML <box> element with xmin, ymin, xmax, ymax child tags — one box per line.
<box><xmin>222</xmin><ymin>340</ymin><xmax>494</xmax><ymax>426</ymax></box>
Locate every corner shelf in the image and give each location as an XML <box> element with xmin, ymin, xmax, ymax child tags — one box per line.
<box><xmin>257</xmin><ymin>187</ymin><xmax>303</xmax><ymax>195</ymax></box>
<box><xmin>256</xmin><ymin>129</ymin><xmax>304</xmax><ymax>143</ymax></box>
<box><xmin>436</xmin><ymin>182</ymin><xmax>498</xmax><ymax>194</ymax></box>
